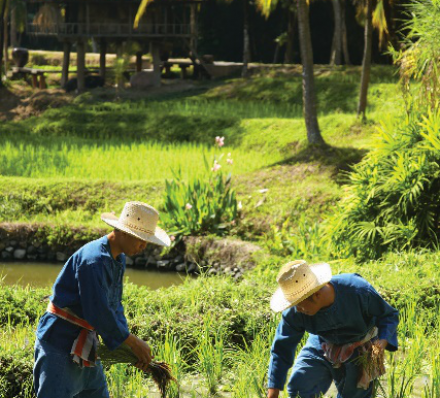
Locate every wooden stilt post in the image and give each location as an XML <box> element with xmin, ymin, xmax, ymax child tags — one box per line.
<box><xmin>99</xmin><ymin>39</ymin><xmax>106</xmax><ymax>82</ymax></box>
<box><xmin>150</xmin><ymin>41</ymin><xmax>161</xmax><ymax>87</ymax></box>
<box><xmin>77</xmin><ymin>40</ymin><xmax>86</xmax><ymax>92</ymax></box>
<box><xmin>61</xmin><ymin>41</ymin><xmax>71</xmax><ymax>88</ymax></box>
<box><xmin>116</xmin><ymin>41</ymin><xmax>124</xmax><ymax>89</ymax></box>
<box><xmin>136</xmin><ymin>51</ymin><xmax>143</xmax><ymax>72</ymax></box>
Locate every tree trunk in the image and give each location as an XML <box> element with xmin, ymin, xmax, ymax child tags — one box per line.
<box><xmin>242</xmin><ymin>0</ymin><xmax>250</xmax><ymax>78</ymax></box>
<box><xmin>3</xmin><ymin>1</ymin><xmax>8</xmax><ymax>79</ymax></box>
<box><xmin>330</xmin><ymin>0</ymin><xmax>342</xmax><ymax>66</ymax></box>
<box><xmin>341</xmin><ymin>0</ymin><xmax>351</xmax><ymax>65</ymax></box>
<box><xmin>297</xmin><ymin>0</ymin><xmax>326</xmax><ymax>145</ymax></box>
<box><xmin>357</xmin><ymin>0</ymin><xmax>374</xmax><ymax>119</ymax></box>
<box><xmin>10</xmin><ymin>5</ymin><xmax>16</xmax><ymax>48</ymax></box>
<box><xmin>284</xmin><ymin>7</ymin><xmax>296</xmax><ymax>64</ymax></box>
<box><xmin>0</xmin><ymin>0</ymin><xmax>6</xmax><ymax>87</ymax></box>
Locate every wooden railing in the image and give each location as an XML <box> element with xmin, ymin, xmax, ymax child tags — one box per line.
<box><xmin>27</xmin><ymin>22</ymin><xmax>192</xmax><ymax>37</ymax></box>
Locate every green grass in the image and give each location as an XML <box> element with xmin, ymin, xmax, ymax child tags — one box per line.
<box><xmin>0</xmin><ymin>65</ymin><xmax>404</xmax><ymax>241</ymax></box>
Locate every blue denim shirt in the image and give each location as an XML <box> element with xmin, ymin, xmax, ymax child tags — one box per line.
<box><xmin>36</xmin><ymin>236</ymin><xmax>130</xmax><ymax>352</ymax></box>
<box><xmin>267</xmin><ymin>273</ymin><xmax>399</xmax><ymax>390</ymax></box>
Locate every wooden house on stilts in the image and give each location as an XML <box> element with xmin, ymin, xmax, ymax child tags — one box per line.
<box><xmin>25</xmin><ymin>0</ymin><xmax>205</xmax><ymax>91</ymax></box>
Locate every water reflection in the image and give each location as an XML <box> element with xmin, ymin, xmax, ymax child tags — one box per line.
<box><xmin>0</xmin><ymin>262</ymin><xmax>186</xmax><ymax>289</ymax></box>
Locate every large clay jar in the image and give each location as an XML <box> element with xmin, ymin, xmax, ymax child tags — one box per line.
<box><xmin>12</xmin><ymin>48</ymin><xmax>29</xmax><ymax>67</ymax></box>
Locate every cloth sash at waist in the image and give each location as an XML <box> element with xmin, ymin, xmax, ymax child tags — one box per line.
<box><xmin>321</xmin><ymin>327</ymin><xmax>385</xmax><ymax>390</ymax></box>
<box><xmin>47</xmin><ymin>302</ymin><xmax>100</xmax><ymax>368</ymax></box>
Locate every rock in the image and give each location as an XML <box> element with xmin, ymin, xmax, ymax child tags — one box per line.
<box><xmin>126</xmin><ymin>257</ymin><xmax>134</xmax><ymax>266</ymax></box>
<box><xmin>173</xmin><ymin>255</ymin><xmax>184</xmax><ymax>264</ymax></box>
<box><xmin>157</xmin><ymin>260</ymin><xmax>171</xmax><ymax>269</ymax></box>
<box><xmin>234</xmin><ymin>272</ymin><xmax>243</xmax><ymax>280</ymax></box>
<box><xmin>13</xmin><ymin>249</ymin><xmax>26</xmax><ymax>260</ymax></box>
<box><xmin>27</xmin><ymin>254</ymin><xmax>38</xmax><ymax>260</ymax></box>
<box><xmin>0</xmin><ymin>242</ymin><xmax>5</xmax><ymax>251</ymax></box>
<box><xmin>130</xmin><ymin>71</ymin><xmax>160</xmax><ymax>89</ymax></box>
<box><xmin>1</xmin><ymin>251</ymin><xmax>12</xmax><ymax>260</ymax></box>
<box><xmin>208</xmin><ymin>268</ymin><xmax>218</xmax><ymax>276</ymax></box>
<box><xmin>135</xmin><ymin>257</ymin><xmax>147</xmax><ymax>267</ymax></box>
<box><xmin>5</xmin><ymin>246</ymin><xmax>14</xmax><ymax>253</ymax></box>
<box><xmin>224</xmin><ymin>267</ymin><xmax>231</xmax><ymax>274</ymax></box>
<box><xmin>9</xmin><ymin>240</ymin><xmax>17</xmax><ymax>247</ymax></box>
<box><xmin>18</xmin><ymin>241</ymin><xmax>27</xmax><ymax>249</ymax></box>
<box><xmin>27</xmin><ymin>245</ymin><xmax>37</xmax><ymax>254</ymax></box>
<box><xmin>187</xmin><ymin>263</ymin><xmax>199</xmax><ymax>273</ymax></box>
<box><xmin>37</xmin><ymin>253</ymin><xmax>47</xmax><ymax>261</ymax></box>
<box><xmin>56</xmin><ymin>252</ymin><xmax>67</xmax><ymax>262</ymax></box>
<box><xmin>65</xmin><ymin>75</ymin><xmax>105</xmax><ymax>93</ymax></box>
<box><xmin>175</xmin><ymin>263</ymin><xmax>187</xmax><ymax>272</ymax></box>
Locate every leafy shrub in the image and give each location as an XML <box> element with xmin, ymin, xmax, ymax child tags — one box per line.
<box><xmin>161</xmin><ymin>147</ymin><xmax>238</xmax><ymax>237</ymax></box>
<box><xmin>325</xmin><ymin>109</ymin><xmax>440</xmax><ymax>259</ymax></box>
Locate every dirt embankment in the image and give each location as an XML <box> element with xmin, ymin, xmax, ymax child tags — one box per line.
<box><xmin>0</xmin><ymin>85</ymin><xmax>73</xmax><ymax>121</ymax></box>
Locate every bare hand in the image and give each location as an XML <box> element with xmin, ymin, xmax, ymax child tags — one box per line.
<box><xmin>267</xmin><ymin>388</ymin><xmax>280</xmax><ymax>398</ymax></box>
<box><xmin>375</xmin><ymin>339</ymin><xmax>388</xmax><ymax>352</ymax></box>
<box><xmin>124</xmin><ymin>334</ymin><xmax>153</xmax><ymax>371</ymax></box>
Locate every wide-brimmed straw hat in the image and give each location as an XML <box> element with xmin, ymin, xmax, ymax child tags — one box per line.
<box><xmin>101</xmin><ymin>201</ymin><xmax>171</xmax><ymax>247</ymax></box>
<box><xmin>270</xmin><ymin>260</ymin><xmax>332</xmax><ymax>313</ymax></box>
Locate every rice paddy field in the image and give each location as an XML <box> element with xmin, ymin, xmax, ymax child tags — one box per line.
<box><xmin>1</xmin><ymin>65</ymin><xmax>438</xmax><ymax>397</ymax></box>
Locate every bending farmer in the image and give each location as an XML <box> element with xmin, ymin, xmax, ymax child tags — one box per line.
<box><xmin>267</xmin><ymin>260</ymin><xmax>399</xmax><ymax>398</ymax></box>
<box><xmin>33</xmin><ymin>202</ymin><xmax>171</xmax><ymax>398</ymax></box>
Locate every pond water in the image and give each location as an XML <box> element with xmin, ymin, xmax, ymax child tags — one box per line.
<box><xmin>0</xmin><ymin>262</ymin><xmax>186</xmax><ymax>289</ymax></box>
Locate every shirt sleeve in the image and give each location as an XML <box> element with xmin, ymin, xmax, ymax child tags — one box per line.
<box><xmin>76</xmin><ymin>262</ymin><xmax>130</xmax><ymax>350</ymax></box>
<box><xmin>267</xmin><ymin>310</ymin><xmax>305</xmax><ymax>390</ymax></box>
<box><xmin>116</xmin><ymin>302</ymin><xmax>129</xmax><ymax>331</ymax></box>
<box><xmin>366</xmin><ymin>285</ymin><xmax>399</xmax><ymax>351</ymax></box>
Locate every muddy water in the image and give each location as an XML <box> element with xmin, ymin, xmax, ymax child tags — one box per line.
<box><xmin>0</xmin><ymin>262</ymin><xmax>186</xmax><ymax>289</ymax></box>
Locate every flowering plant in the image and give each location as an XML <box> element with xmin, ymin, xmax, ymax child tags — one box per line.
<box><xmin>161</xmin><ymin>137</ymin><xmax>238</xmax><ymax>238</ymax></box>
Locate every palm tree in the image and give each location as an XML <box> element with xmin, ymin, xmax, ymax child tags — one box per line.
<box><xmin>258</xmin><ymin>0</ymin><xmax>326</xmax><ymax>145</ymax></box>
<box><xmin>297</xmin><ymin>0</ymin><xmax>325</xmax><ymax>144</ymax></box>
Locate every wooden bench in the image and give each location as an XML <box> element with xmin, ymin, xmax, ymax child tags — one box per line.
<box><xmin>11</xmin><ymin>67</ymin><xmax>54</xmax><ymax>89</ymax></box>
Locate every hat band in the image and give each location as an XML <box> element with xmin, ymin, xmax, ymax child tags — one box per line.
<box><xmin>282</xmin><ymin>280</ymin><xmax>317</xmax><ymax>300</ymax></box>
<box><xmin>120</xmin><ymin>221</ymin><xmax>155</xmax><ymax>236</ymax></box>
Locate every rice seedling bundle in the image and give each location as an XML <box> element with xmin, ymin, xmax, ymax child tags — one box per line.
<box><xmin>98</xmin><ymin>343</ymin><xmax>178</xmax><ymax>398</ymax></box>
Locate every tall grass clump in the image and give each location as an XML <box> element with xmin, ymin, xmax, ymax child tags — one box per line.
<box><xmin>325</xmin><ymin>109</ymin><xmax>440</xmax><ymax>259</ymax></box>
<box><xmin>162</xmin><ymin>139</ymin><xmax>238</xmax><ymax>237</ymax></box>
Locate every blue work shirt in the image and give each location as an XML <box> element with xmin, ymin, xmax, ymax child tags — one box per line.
<box><xmin>267</xmin><ymin>273</ymin><xmax>399</xmax><ymax>390</ymax></box>
<box><xmin>36</xmin><ymin>236</ymin><xmax>130</xmax><ymax>353</ymax></box>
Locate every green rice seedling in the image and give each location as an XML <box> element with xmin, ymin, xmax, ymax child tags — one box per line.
<box><xmin>194</xmin><ymin>315</ymin><xmax>227</xmax><ymax>395</ymax></box>
<box><xmin>154</xmin><ymin>329</ymin><xmax>188</xmax><ymax>398</ymax></box>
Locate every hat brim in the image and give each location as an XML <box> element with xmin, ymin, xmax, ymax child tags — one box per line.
<box><xmin>270</xmin><ymin>262</ymin><xmax>332</xmax><ymax>313</ymax></box>
<box><xmin>101</xmin><ymin>213</ymin><xmax>171</xmax><ymax>247</ymax></box>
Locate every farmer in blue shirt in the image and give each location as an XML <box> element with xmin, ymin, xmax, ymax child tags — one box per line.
<box><xmin>34</xmin><ymin>202</ymin><xmax>171</xmax><ymax>398</ymax></box>
<box><xmin>267</xmin><ymin>260</ymin><xmax>399</xmax><ymax>398</ymax></box>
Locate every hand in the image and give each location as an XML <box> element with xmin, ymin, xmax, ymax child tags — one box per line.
<box><xmin>375</xmin><ymin>339</ymin><xmax>388</xmax><ymax>352</ymax></box>
<box><xmin>267</xmin><ymin>388</ymin><xmax>280</xmax><ymax>398</ymax></box>
<box><xmin>124</xmin><ymin>334</ymin><xmax>153</xmax><ymax>372</ymax></box>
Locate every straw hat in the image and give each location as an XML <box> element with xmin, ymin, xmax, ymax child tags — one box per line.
<box><xmin>270</xmin><ymin>260</ymin><xmax>332</xmax><ymax>313</ymax></box>
<box><xmin>101</xmin><ymin>202</ymin><xmax>171</xmax><ymax>247</ymax></box>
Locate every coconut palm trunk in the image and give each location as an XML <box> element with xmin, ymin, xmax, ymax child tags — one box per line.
<box><xmin>357</xmin><ymin>0</ymin><xmax>374</xmax><ymax>119</ymax></box>
<box><xmin>297</xmin><ymin>0</ymin><xmax>326</xmax><ymax>145</ymax></box>
<box><xmin>330</xmin><ymin>0</ymin><xmax>342</xmax><ymax>65</ymax></box>
<box><xmin>242</xmin><ymin>0</ymin><xmax>250</xmax><ymax>77</ymax></box>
